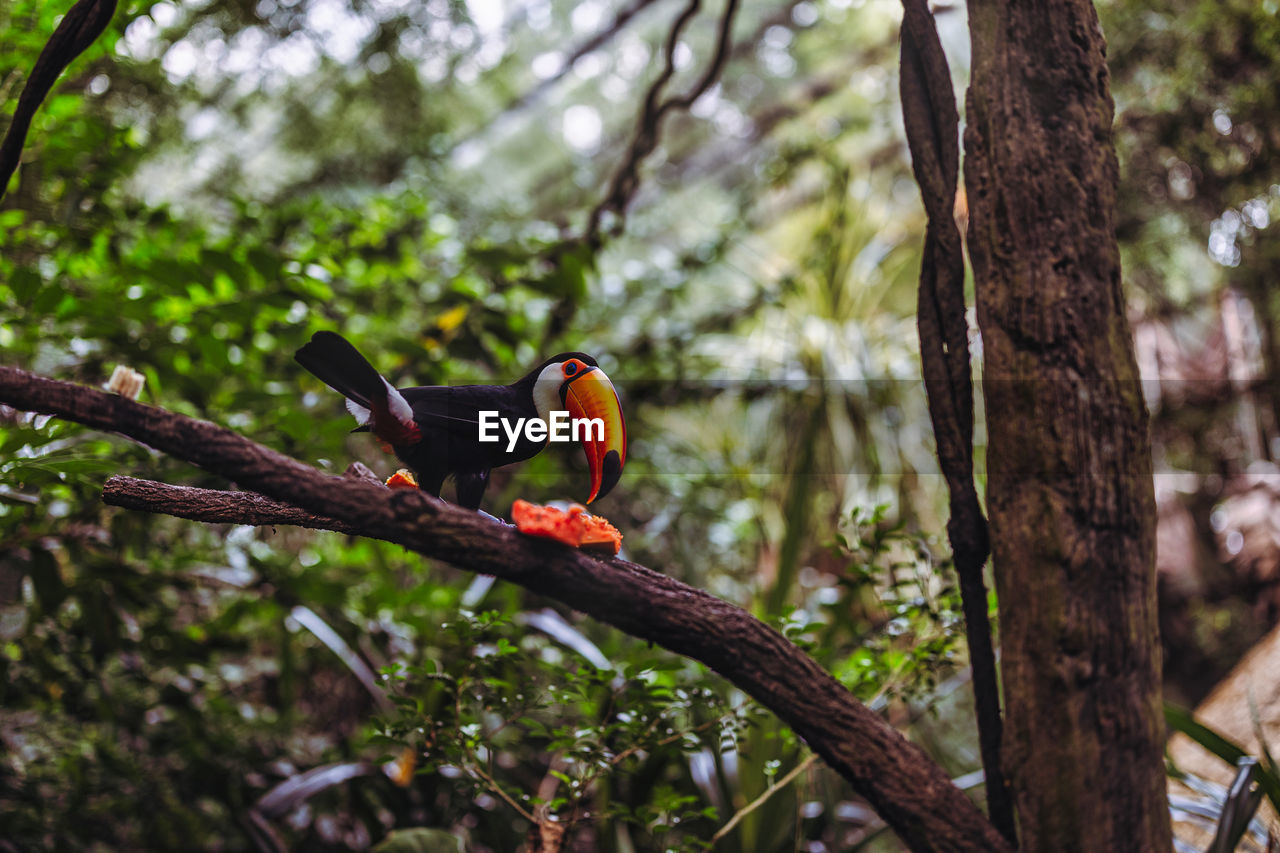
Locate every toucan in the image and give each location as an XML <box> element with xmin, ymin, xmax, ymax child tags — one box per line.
<box><xmin>294</xmin><ymin>331</ymin><xmax>626</xmax><ymax>510</ymax></box>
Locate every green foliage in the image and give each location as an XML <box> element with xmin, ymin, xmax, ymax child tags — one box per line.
<box><xmin>373</xmin><ymin>610</ymin><xmax>748</xmax><ymax>850</ymax></box>
<box><xmin>1165</xmin><ymin>704</ymin><xmax>1280</xmax><ymax>816</ymax></box>
<box><xmin>823</xmin><ymin>505</ymin><xmax>966</xmax><ymax>703</ymax></box>
<box><xmin>373</xmin><ymin>828</ymin><xmax>465</xmax><ymax>853</ymax></box>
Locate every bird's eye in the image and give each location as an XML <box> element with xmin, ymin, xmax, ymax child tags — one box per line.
<box><xmin>564</xmin><ymin>361</ymin><xmax>578</xmax><ymax>377</ymax></box>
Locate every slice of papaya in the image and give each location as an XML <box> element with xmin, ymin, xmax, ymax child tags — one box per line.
<box><xmin>385</xmin><ymin>469</ymin><xmax>419</xmax><ymax>490</ymax></box>
<box><xmin>512</xmin><ymin>499</ymin><xmax>622</xmax><ymax>555</ymax></box>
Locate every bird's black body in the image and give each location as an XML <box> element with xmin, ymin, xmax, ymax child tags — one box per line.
<box><xmin>391</xmin><ymin>381</ymin><xmax>544</xmax><ymax>501</ymax></box>
<box><xmin>295</xmin><ymin>331</ymin><xmax>623</xmax><ymax>510</ymax></box>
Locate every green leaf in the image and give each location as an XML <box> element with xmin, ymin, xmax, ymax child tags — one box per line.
<box><xmin>371</xmin><ymin>828</ymin><xmax>464</xmax><ymax>853</ymax></box>
<box><xmin>1165</xmin><ymin>702</ymin><xmax>1280</xmax><ymax>812</ymax></box>
<box><xmin>9</xmin><ymin>267</ymin><xmax>40</xmax><ymax>303</ymax></box>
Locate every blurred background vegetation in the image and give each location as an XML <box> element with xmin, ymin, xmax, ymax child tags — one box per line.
<box><xmin>1</xmin><ymin>0</ymin><xmax>1278</xmax><ymax>848</ymax></box>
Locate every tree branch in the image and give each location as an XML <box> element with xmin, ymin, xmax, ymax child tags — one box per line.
<box><xmin>897</xmin><ymin>1</ymin><xmax>1015</xmax><ymax>843</ymax></box>
<box><xmin>0</xmin><ymin>363</ymin><xmax>1011</xmax><ymax>853</ymax></box>
<box><xmin>101</xmin><ymin>475</ymin><xmax>369</xmax><ymax>536</ymax></box>
<box><xmin>584</xmin><ymin>0</ymin><xmax>741</xmax><ymax>249</ymax></box>
<box><xmin>449</xmin><ymin>0</ymin><xmax>669</xmax><ymax>154</ymax></box>
<box><xmin>0</xmin><ymin>0</ymin><xmax>118</xmax><ymax>200</ymax></box>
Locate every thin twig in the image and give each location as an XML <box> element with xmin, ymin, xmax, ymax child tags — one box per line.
<box><xmin>709</xmin><ymin>666</ymin><xmax>907</xmax><ymax>844</ymax></box>
<box><xmin>448</xmin><ymin>0</ymin><xmax>669</xmax><ymax>152</ymax></box>
<box><xmin>711</xmin><ymin>753</ymin><xmax>819</xmax><ymax>844</ymax></box>
<box><xmin>468</xmin><ymin>759</ymin><xmax>538</xmax><ymax>823</ymax></box>
<box><xmin>453</xmin><ymin>663</ymin><xmax>539</xmax><ymax>824</ymax></box>
<box><xmin>584</xmin><ymin>0</ymin><xmax>742</xmax><ymax>248</ymax></box>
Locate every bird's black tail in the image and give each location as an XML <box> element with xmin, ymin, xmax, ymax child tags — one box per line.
<box><xmin>295</xmin><ymin>331</ymin><xmax>423</xmax><ymax>445</ymax></box>
<box><xmin>294</xmin><ymin>331</ymin><xmax>385</xmax><ymax>410</ymax></box>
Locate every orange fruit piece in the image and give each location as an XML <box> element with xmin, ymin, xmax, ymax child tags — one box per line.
<box><xmin>385</xmin><ymin>469</ymin><xmax>419</xmax><ymax>490</ymax></box>
<box><xmin>511</xmin><ymin>500</ymin><xmax>623</xmax><ymax>555</ymax></box>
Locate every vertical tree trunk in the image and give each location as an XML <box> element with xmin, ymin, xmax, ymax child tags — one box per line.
<box><xmin>963</xmin><ymin>1</ymin><xmax>1173</xmax><ymax>851</ymax></box>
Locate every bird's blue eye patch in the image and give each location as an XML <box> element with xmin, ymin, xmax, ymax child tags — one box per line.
<box><xmin>564</xmin><ymin>362</ymin><xmax>578</xmax><ymax>376</ymax></box>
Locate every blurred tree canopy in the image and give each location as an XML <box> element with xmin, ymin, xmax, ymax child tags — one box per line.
<box><xmin>1</xmin><ymin>0</ymin><xmax>1278</xmax><ymax>848</ymax></box>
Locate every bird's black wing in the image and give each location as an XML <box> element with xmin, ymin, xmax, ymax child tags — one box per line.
<box><xmin>399</xmin><ymin>384</ymin><xmax>514</xmax><ymax>437</ymax></box>
<box><xmin>399</xmin><ymin>384</ymin><xmax>542</xmax><ymax>468</ymax></box>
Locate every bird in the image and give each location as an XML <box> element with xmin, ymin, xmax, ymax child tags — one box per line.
<box><xmin>294</xmin><ymin>331</ymin><xmax>626</xmax><ymax>510</ymax></box>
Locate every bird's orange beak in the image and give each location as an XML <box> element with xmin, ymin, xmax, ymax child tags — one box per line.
<box><xmin>563</xmin><ymin>367</ymin><xmax>626</xmax><ymax>503</ymax></box>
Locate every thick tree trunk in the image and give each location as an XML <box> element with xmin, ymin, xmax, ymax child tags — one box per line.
<box><xmin>963</xmin><ymin>2</ymin><xmax>1173</xmax><ymax>851</ymax></box>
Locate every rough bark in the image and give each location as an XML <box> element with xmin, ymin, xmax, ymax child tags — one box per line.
<box><xmin>964</xmin><ymin>1</ymin><xmax>1172</xmax><ymax>850</ymax></box>
<box><xmin>101</xmin><ymin>475</ymin><xmax>371</xmax><ymax>535</ymax></box>
<box><xmin>0</xmin><ymin>365</ymin><xmax>1013</xmax><ymax>853</ymax></box>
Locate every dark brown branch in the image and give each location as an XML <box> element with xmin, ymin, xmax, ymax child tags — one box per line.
<box><xmin>898</xmin><ymin>0</ymin><xmax>1015</xmax><ymax>844</ymax></box>
<box><xmin>521</xmin><ymin>0</ymin><xmax>813</xmax><ymax>209</ymax></box>
<box><xmin>0</xmin><ymin>0</ymin><xmax>118</xmax><ymax>200</ymax></box>
<box><xmin>102</xmin><ymin>475</ymin><xmax>367</xmax><ymax>535</ymax></box>
<box><xmin>584</xmin><ymin>0</ymin><xmax>741</xmax><ymax>248</ymax></box>
<box><xmin>0</xmin><ymin>364</ymin><xmax>1011</xmax><ymax>853</ymax></box>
